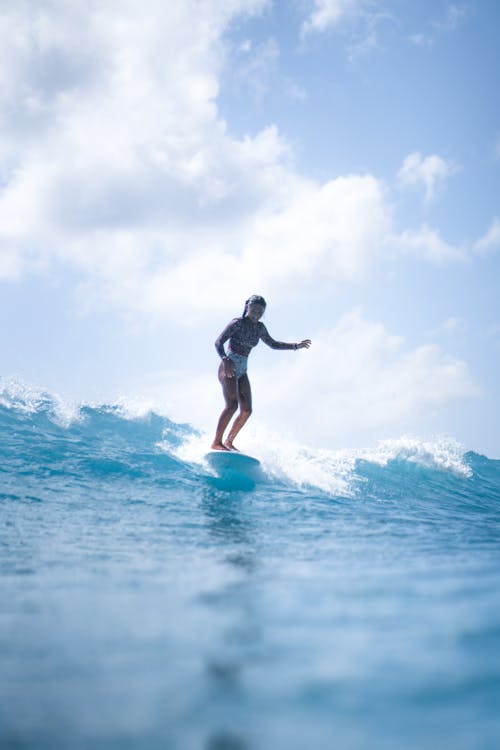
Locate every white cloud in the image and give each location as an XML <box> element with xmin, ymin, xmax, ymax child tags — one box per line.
<box><xmin>440</xmin><ymin>316</ymin><xmax>461</xmax><ymax>333</ymax></box>
<box><xmin>410</xmin><ymin>4</ymin><xmax>467</xmax><ymax>48</ymax></box>
<box><xmin>242</xmin><ymin>174</ymin><xmax>391</xmax><ymax>284</ymax></box>
<box><xmin>474</xmin><ymin>218</ymin><xmax>500</xmax><ymax>255</ymax></box>
<box><xmin>0</xmin><ymin>0</ymin><xmax>479</xmax><ymax>328</ymax></box>
<box><xmin>233</xmin><ymin>37</ymin><xmax>280</xmax><ymax>102</ymax></box>
<box><xmin>428</xmin><ymin>316</ymin><xmax>467</xmax><ymax>340</ymax></box>
<box><xmin>59</xmin><ymin>170</ymin><xmax>391</xmax><ymax>323</ymax></box>
<box><xmin>302</xmin><ymin>0</ymin><xmax>368</xmax><ymax>34</ymax></box>
<box><xmin>398</xmin><ymin>151</ymin><xmax>458</xmax><ymax>201</ymax></box>
<box><xmin>246</xmin><ymin>309</ymin><xmax>479</xmax><ymax>446</ymax></box>
<box><xmin>391</xmin><ymin>224</ymin><xmax>466</xmax><ymax>264</ymax></box>
<box><xmin>238</xmin><ymin>39</ymin><xmax>253</xmax><ymax>53</ymax></box>
<box><xmin>409</xmin><ymin>33</ymin><xmax>434</xmax><ymax>48</ymax></box>
<box><xmin>0</xmin><ymin>0</ymin><xmax>395</xmax><ymax>322</ymax></box>
<box><xmin>434</xmin><ymin>4</ymin><xmax>468</xmax><ymax>32</ymax></box>
<box><xmin>300</xmin><ymin>0</ymin><xmax>391</xmax><ymax>62</ymax></box>
<box><xmin>0</xmin><ymin>1</ymin><xmax>276</xmax><ymax>284</ymax></box>
<box><xmin>284</xmin><ymin>79</ymin><xmax>307</xmax><ymax>101</ymax></box>
<box><xmin>390</xmin><ymin>217</ymin><xmax>500</xmax><ymax>266</ymax></box>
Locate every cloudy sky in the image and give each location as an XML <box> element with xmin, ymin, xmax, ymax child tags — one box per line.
<box><xmin>1</xmin><ymin>0</ymin><xmax>499</xmax><ymax>455</ymax></box>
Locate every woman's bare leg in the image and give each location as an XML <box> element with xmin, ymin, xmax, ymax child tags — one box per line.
<box><xmin>224</xmin><ymin>374</ymin><xmax>252</xmax><ymax>451</ymax></box>
<box><xmin>211</xmin><ymin>362</ymin><xmax>238</xmax><ymax>450</ymax></box>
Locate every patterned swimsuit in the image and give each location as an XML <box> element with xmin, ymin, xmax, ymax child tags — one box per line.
<box><xmin>215</xmin><ymin>317</ymin><xmax>296</xmax><ymax>378</ymax></box>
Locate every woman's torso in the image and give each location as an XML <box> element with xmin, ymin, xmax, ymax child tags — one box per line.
<box><xmin>227</xmin><ymin>318</ymin><xmax>264</xmax><ymax>357</ymax></box>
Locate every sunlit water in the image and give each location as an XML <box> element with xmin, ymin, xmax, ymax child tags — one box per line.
<box><xmin>1</xmin><ymin>380</ymin><xmax>499</xmax><ymax>749</ymax></box>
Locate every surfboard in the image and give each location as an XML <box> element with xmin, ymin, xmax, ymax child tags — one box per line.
<box><xmin>205</xmin><ymin>450</ymin><xmax>264</xmax><ymax>488</ymax></box>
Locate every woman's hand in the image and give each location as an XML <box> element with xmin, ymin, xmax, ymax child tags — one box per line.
<box><xmin>223</xmin><ymin>357</ymin><xmax>236</xmax><ymax>378</ymax></box>
<box><xmin>296</xmin><ymin>339</ymin><xmax>311</xmax><ymax>350</ymax></box>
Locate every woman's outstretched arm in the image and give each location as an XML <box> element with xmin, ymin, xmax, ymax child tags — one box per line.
<box><xmin>259</xmin><ymin>324</ymin><xmax>311</xmax><ymax>350</ymax></box>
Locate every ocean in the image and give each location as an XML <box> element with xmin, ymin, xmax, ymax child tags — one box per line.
<box><xmin>1</xmin><ymin>380</ymin><xmax>499</xmax><ymax>750</ymax></box>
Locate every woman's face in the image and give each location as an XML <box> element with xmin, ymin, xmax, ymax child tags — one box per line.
<box><xmin>246</xmin><ymin>303</ymin><xmax>265</xmax><ymax>322</ymax></box>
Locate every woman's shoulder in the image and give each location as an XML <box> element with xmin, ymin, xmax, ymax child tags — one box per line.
<box><xmin>223</xmin><ymin>317</ymin><xmax>242</xmax><ymax>331</ymax></box>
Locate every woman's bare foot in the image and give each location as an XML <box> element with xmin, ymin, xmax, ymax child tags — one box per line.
<box><xmin>211</xmin><ymin>442</ymin><xmax>230</xmax><ymax>451</ymax></box>
<box><xmin>223</xmin><ymin>441</ymin><xmax>239</xmax><ymax>451</ymax></box>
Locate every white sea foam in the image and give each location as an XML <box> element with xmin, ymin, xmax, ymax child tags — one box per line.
<box><xmin>169</xmin><ymin>424</ymin><xmax>354</xmax><ymax>495</ymax></box>
<box><xmin>171</xmin><ymin>424</ymin><xmax>472</xmax><ymax>495</ymax></box>
<box><xmin>0</xmin><ymin>377</ymin><xmax>81</xmax><ymax>428</ymax></box>
<box><xmin>113</xmin><ymin>395</ymin><xmax>168</xmax><ymax>421</ymax></box>
<box><xmin>0</xmin><ymin>379</ymin><xmax>177</xmax><ymax>431</ymax></box>
<box><xmin>171</xmin><ymin>431</ymin><xmax>213</xmax><ymax>465</ymax></box>
<box><xmin>361</xmin><ymin>434</ymin><xmax>472</xmax><ymax>477</ymax></box>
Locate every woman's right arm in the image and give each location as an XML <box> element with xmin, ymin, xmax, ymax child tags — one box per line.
<box><xmin>215</xmin><ymin>319</ymin><xmax>238</xmax><ymax>359</ymax></box>
<box><xmin>215</xmin><ymin>320</ymin><xmax>238</xmax><ymax>378</ymax></box>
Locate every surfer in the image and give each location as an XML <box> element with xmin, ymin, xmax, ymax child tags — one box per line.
<box><xmin>211</xmin><ymin>295</ymin><xmax>311</xmax><ymax>451</ymax></box>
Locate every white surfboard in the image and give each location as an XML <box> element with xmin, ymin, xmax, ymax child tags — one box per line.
<box><xmin>205</xmin><ymin>450</ymin><xmax>264</xmax><ymax>487</ymax></box>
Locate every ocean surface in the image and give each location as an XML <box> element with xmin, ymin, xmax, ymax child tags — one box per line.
<box><xmin>1</xmin><ymin>380</ymin><xmax>500</xmax><ymax>750</ymax></box>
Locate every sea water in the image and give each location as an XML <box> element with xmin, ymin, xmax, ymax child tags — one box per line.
<box><xmin>1</xmin><ymin>380</ymin><xmax>499</xmax><ymax>750</ymax></box>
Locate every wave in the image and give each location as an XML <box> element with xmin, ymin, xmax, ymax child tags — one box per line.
<box><xmin>1</xmin><ymin>378</ymin><xmax>499</xmax><ymax>507</ymax></box>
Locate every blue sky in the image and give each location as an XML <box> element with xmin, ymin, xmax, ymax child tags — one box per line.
<box><xmin>1</xmin><ymin>0</ymin><xmax>499</xmax><ymax>456</ymax></box>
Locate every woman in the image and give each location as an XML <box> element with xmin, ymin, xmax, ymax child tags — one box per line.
<box><xmin>212</xmin><ymin>295</ymin><xmax>311</xmax><ymax>451</ymax></box>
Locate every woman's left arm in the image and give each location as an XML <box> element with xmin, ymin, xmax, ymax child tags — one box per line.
<box><xmin>260</xmin><ymin>324</ymin><xmax>311</xmax><ymax>351</ymax></box>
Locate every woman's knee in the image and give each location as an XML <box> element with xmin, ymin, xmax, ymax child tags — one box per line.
<box><xmin>226</xmin><ymin>399</ymin><xmax>238</xmax><ymax>414</ymax></box>
<box><xmin>241</xmin><ymin>406</ymin><xmax>252</xmax><ymax>418</ymax></box>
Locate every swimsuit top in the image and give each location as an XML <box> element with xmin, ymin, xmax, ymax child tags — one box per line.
<box><xmin>215</xmin><ymin>317</ymin><xmax>295</xmax><ymax>359</ymax></box>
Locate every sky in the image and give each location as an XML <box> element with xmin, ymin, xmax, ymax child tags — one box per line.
<box><xmin>1</xmin><ymin>0</ymin><xmax>499</xmax><ymax>456</ymax></box>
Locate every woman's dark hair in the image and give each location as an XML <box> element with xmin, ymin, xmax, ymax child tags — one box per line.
<box><xmin>242</xmin><ymin>294</ymin><xmax>267</xmax><ymax>317</ymax></box>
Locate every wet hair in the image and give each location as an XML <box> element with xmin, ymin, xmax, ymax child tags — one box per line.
<box><xmin>242</xmin><ymin>294</ymin><xmax>267</xmax><ymax>318</ymax></box>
